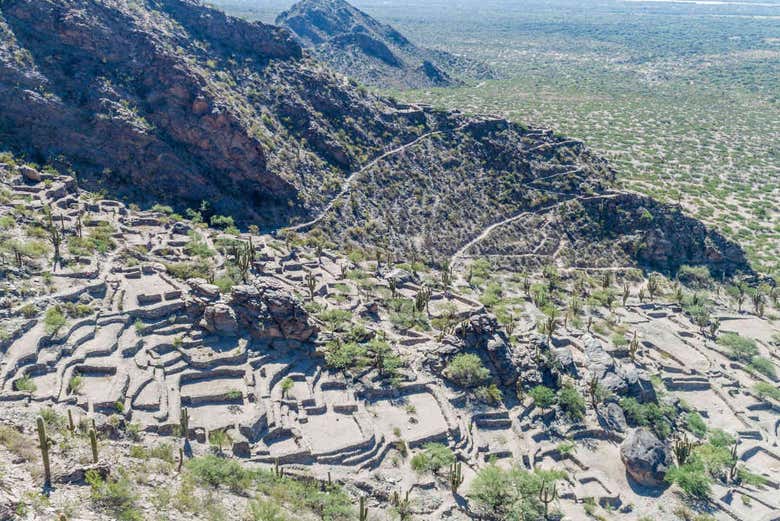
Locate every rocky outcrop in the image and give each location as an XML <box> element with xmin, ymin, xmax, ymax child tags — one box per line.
<box><xmin>276</xmin><ymin>0</ymin><xmax>493</xmax><ymax>89</ymax></box>
<box><xmin>584</xmin><ymin>336</ymin><xmax>656</xmax><ymax>403</ymax></box>
<box><xmin>0</xmin><ymin>0</ymin><xmax>752</xmax><ymax>279</ymax></box>
<box><xmin>229</xmin><ymin>282</ymin><xmax>317</xmax><ymax>342</ymax></box>
<box><xmin>620</xmin><ymin>428</ymin><xmax>672</xmax><ymax>487</ymax></box>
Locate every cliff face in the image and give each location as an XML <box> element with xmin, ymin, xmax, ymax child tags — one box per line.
<box><xmin>0</xmin><ymin>0</ymin><xmax>752</xmax><ymax>276</ymax></box>
<box><xmin>276</xmin><ymin>0</ymin><xmax>494</xmax><ymax>89</ymax></box>
<box><xmin>0</xmin><ymin>0</ymin><xmax>424</xmax><ymax>225</ymax></box>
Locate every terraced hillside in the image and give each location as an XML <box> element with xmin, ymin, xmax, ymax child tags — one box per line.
<box><xmin>0</xmin><ymin>153</ymin><xmax>778</xmax><ymax>521</ymax></box>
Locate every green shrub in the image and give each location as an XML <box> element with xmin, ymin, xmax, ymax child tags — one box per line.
<box><xmin>717</xmin><ymin>333</ymin><xmax>758</xmax><ymax>362</ymax></box>
<box><xmin>754</xmin><ymin>382</ymin><xmax>780</xmax><ymax>402</ymax></box>
<box><xmin>186</xmin><ymin>455</ymin><xmax>258</xmax><ymax>492</ymax></box>
<box><xmin>410</xmin><ymin>443</ymin><xmax>455</xmax><ymax>474</ymax></box>
<box><xmin>666</xmin><ymin>460</ymin><xmax>711</xmax><ymax>498</ymax></box>
<box><xmin>479</xmin><ymin>282</ymin><xmax>503</xmax><ymax>307</ymax></box>
<box><xmin>68</xmin><ymin>375</ymin><xmax>84</xmax><ymax>394</ymax></box>
<box><xmin>444</xmin><ymin>353</ymin><xmax>490</xmax><ymax>388</ymax></box>
<box><xmin>619</xmin><ymin>397</ymin><xmax>674</xmax><ymax>439</ymax></box>
<box><xmin>474</xmin><ymin>383</ymin><xmax>503</xmax><ymax>405</ymax></box>
<box><xmin>324</xmin><ymin>340</ymin><xmax>367</xmax><ymax>370</ymax></box>
<box><xmin>677</xmin><ymin>265</ymin><xmax>712</xmax><ymax>288</ymax></box>
<box><xmin>529</xmin><ymin>385</ymin><xmax>556</xmax><ymax>409</ymax></box>
<box><xmin>247</xmin><ymin>499</ymin><xmax>288</xmax><ymax>521</ymax></box>
<box><xmin>318</xmin><ymin>309</ymin><xmax>352</xmax><ymax>332</ymax></box>
<box><xmin>749</xmin><ymin>356</ymin><xmax>776</xmax><ymax>378</ymax></box>
<box><xmin>210</xmin><ymin>215</ymin><xmax>235</xmax><ymax>229</ymax></box>
<box><xmin>13</xmin><ymin>375</ymin><xmax>36</xmax><ymax>393</ymax></box>
<box><xmin>165</xmin><ymin>260</ymin><xmax>211</xmax><ymax>280</ymax></box>
<box><xmin>558</xmin><ymin>384</ymin><xmax>586</xmax><ymax>420</ymax></box>
<box><xmin>468</xmin><ymin>465</ymin><xmax>566</xmax><ymax>519</ymax></box>
<box><xmin>86</xmin><ymin>470</ymin><xmax>141</xmax><ymax>521</ymax></box>
<box><xmin>43</xmin><ymin>306</ymin><xmax>66</xmax><ymax>335</ymax></box>
<box><xmin>686</xmin><ymin>412</ymin><xmax>707</xmax><ymax>438</ymax></box>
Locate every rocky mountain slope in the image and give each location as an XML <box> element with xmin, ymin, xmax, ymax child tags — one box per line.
<box><xmin>275</xmin><ymin>0</ymin><xmax>494</xmax><ymax>89</ymax></box>
<box><xmin>0</xmin><ymin>0</ymin><xmax>752</xmax><ymax>280</ymax></box>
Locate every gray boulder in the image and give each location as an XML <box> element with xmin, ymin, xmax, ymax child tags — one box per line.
<box><xmin>620</xmin><ymin>428</ymin><xmax>672</xmax><ymax>487</ymax></box>
<box><xmin>603</xmin><ymin>402</ymin><xmax>628</xmax><ymax>433</ymax></box>
<box><xmin>230</xmin><ymin>282</ymin><xmax>317</xmax><ymax>341</ymax></box>
<box><xmin>200</xmin><ymin>303</ymin><xmax>239</xmax><ymax>336</ymax></box>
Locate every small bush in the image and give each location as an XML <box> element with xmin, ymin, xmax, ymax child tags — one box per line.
<box><xmin>68</xmin><ymin>375</ymin><xmax>84</xmax><ymax>394</ymax></box>
<box><xmin>410</xmin><ymin>443</ymin><xmax>455</xmax><ymax>474</ymax></box>
<box><xmin>558</xmin><ymin>384</ymin><xmax>586</xmax><ymax>420</ymax></box>
<box><xmin>247</xmin><ymin>499</ymin><xmax>288</xmax><ymax>521</ymax></box>
<box><xmin>686</xmin><ymin>412</ymin><xmax>707</xmax><ymax>438</ymax></box>
<box><xmin>677</xmin><ymin>265</ymin><xmax>712</xmax><ymax>289</ymax></box>
<box><xmin>619</xmin><ymin>397</ymin><xmax>674</xmax><ymax>439</ymax></box>
<box><xmin>749</xmin><ymin>356</ymin><xmax>776</xmax><ymax>378</ymax></box>
<box><xmin>186</xmin><ymin>454</ymin><xmax>258</xmax><ymax>492</ymax></box>
<box><xmin>444</xmin><ymin>353</ymin><xmax>490</xmax><ymax>388</ymax></box>
<box><xmin>474</xmin><ymin>383</ymin><xmax>503</xmax><ymax>405</ymax></box>
<box><xmin>0</xmin><ymin>425</ymin><xmax>37</xmax><ymax>461</ymax></box>
<box><xmin>43</xmin><ymin>306</ymin><xmax>66</xmax><ymax>335</ymax></box>
<box><xmin>86</xmin><ymin>470</ymin><xmax>141</xmax><ymax>521</ymax></box>
<box><xmin>717</xmin><ymin>333</ymin><xmax>758</xmax><ymax>362</ymax></box>
<box><xmin>529</xmin><ymin>385</ymin><xmax>556</xmax><ymax>409</ymax></box>
<box><xmin>666</xmin><ymin>461</ymin><xmax>711</xmax><ymax>498</ymax></box>
<box><xmin>754</xmin><ymin>382</ymin><xmax>780</xmax><ymax>402</ymax></box>
<box><xmin>13</xmin><ymin>375</ymin><xmax>36</xmax><ymax>393</ymax></box>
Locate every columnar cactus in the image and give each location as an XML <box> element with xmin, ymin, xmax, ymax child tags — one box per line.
<box><xmin>448</xmin><ymin>461</ymin><xmax>464</xmax><ymax>493</ymax></box>
<box><xmin>67</xmin><ymin>409</ymin><xmax>75</xmax><ymax>432</ymax></box>
<box><xmin>89</xmin><ymin>428</ymin><xmax>98</xmax><ymax>463</ymax></box>
<box><xmin>180</xmin><ymin>407</ymin><xmax>189</xmax><ymax>440</ymax></box>
<box><xmin>358</xmin><ymin>495</ymin><xmax>368</xmax><ymax>521</ymax></box>
<box><xmin>538</xmin><ymin>478</ymin><xmax>557</xmax><ymax>520</ymax></box>
<box><xmin>36</xmin><ymin>416</ymin><xmax>52</xmax><ymax>486</ymax></box>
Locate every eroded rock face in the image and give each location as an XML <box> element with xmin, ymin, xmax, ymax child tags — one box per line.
<box><xmin>200</xmin><ymin>303</ymin><xmax>239</xmax><ymax>336</ymax></box>
<box><xmin>620</xmin><ymin>428</ymin><xmax>672</xmax><ymax>487</ymax></box>
<box><xmin>229</xmin><ymin>282</ymin><xmax>317</xmax><ymax>341</ymax></box>
<box><xmin>584</xmin><ymin>336</ymin><xmax>656</xmax><ymax>403</ymax></box>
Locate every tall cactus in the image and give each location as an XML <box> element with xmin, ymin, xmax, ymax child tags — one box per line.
<box><xmin>37</xmin><ymin>416</ymin><xmax>52</xmax><ymax>486</ymax></box>
<box><xmin>448</xmin><ymin>462</ymin><xmax>464</xmax><ymax>493</ymax></box>
<box><xmin>274</xmin><ymin>457</ymin><xmax>284</xmax><ymax>478</ymax></box>
<box><xmin>180</xmin><ymin>407</ymin><xmax>189</xmax><ymax>440</ymax></box>
<box><xmin>358</xmin><ymin>495</ymin><xmax>368</xmax><ymax>521</ymax></box>
<box><xmin>67</xmin><ymin>409</ymin><xmax>75</xmax><ymax>432</ymax></box>
<box><xmin>89</xmin><ymin>428</ymin><xmax>99</xmax><ymax>463</ymax></box>
<box><xmin>305</xmin><ymin>271</ymin><xmax>318</xmax><ymax>300</ymax></box>
<box><xmin>538</xmin><ymin>478</ymin><xmax>557</xmax><ymax>520</ymax></box>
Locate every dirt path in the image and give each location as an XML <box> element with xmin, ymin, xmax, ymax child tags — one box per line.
<box><xmin>450</xmin><ymin>193</ymin><xmax>619</xmax><ymax>267</ymax></box>
<box><xmin>284</xmin><ymin>129</ymin><xmax>446</xmax><ymax>234</ymax></box>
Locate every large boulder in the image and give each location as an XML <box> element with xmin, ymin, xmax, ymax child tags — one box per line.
<box><xmin>584</xmin><ymin>336</ymin><xmax>656</xmax><ymax>402</ymax></box>
<box><xmin>229</xmin><ymin>281</ymin><xmax>317</xmax><ymax>341</ymax></box>
<box><xmin>200</xmin><ymin>303</ymin><xmax>239</xmax><ymax>336</ymax></box>
<box><xmin>620</xmin><ymin>428</ymin><xmax>672</xmax><ymax>487</ymax></box>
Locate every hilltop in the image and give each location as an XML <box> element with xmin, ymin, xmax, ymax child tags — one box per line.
<box><xmin>276</xmin><ymin>0</ymin><xmax>494</xmax><ymax>89</ymax></box>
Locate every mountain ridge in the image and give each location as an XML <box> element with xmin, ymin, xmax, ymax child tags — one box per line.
<box><xmin>276</xmin><ymin>0</ymin><xmax>495</xmax><ymax>89</ymax></box>
<box><xmin>0</xmin><ymin>0</ymin><xmax>751</xmax><ymax>277</ymax></box>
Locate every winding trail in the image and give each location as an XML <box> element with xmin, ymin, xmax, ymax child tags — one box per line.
<box><xmin>284</xmin><ymin>129</ymin><xmax>447</xmax><ymax>234</ymax></box>
<box><xmin>450</xmin><ymin>192</ymin><xmax>619</xmax><ymax>267</ymax></box>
